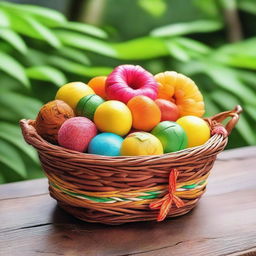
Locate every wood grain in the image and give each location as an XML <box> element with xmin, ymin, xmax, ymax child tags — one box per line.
<box><xmin>0</xmin><ymin>146</ymin><xmax>256</xmax><ymax>256</ymax></box>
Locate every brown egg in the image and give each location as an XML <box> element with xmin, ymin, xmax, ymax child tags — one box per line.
<box><xmin>34</xmin><ymin>100</ymin><xmax>74</xmax><ymax>144</ymax></box>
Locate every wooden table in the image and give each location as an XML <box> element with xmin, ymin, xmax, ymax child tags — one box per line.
<box><xmin>1</xmin><ymin>146</ymin><xmax>256</xmax><ymax>256</ymax></box>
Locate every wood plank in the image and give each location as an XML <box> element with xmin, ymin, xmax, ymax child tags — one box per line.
<box><xmin>0</xmin><ymin>178</ymin><xmax>48</xmax><ymax>200</ymax></box>
<box><xmin>1</xmin><ymin>189</ymin><xmax>256</xmax><ymax>256</ymax></box>
<box><xmin>206</xmin><ymin>155</ymin><xmax>256</xmax><ymax>196</ymax></box>
<box><xmin>216</xmin><ymin>146</ymin><xmax>256</xmax><ymax>160</ymax></box>
<box><xmin>0</xmin><ymin>146</ymin><xmax>256</xmax><ymax>256</ymax></box>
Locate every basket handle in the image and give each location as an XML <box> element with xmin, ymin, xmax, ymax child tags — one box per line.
<box><xmin>208</xmin><ymin>105</ymin><xmax>242</xmax><ymax>135</ymax></box>
<box><xmin>19</xmin><ymin>119</ymin><xmax>41</xmax><ymax>145</ymax></box>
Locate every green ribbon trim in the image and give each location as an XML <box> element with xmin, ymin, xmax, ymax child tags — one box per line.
<box><xmin>182</xmin><ymin>180</ymin><xmax>205</xmax><ymax>189</ymax></box>
<box><xmin>50</xmin><ymin>180</ymin><xmax>206</xmax><ymax>203</ymax></box>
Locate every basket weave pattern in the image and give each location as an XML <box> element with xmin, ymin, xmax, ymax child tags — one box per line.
<box><xmin>20</xmin><ymin>106</ymin><xmax>242</xmax><ymax>224</ymax></box>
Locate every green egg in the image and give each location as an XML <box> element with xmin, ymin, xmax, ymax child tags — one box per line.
<box><xmin>151</xmin><ymin>121</ymin><xmax>188</xmax><ymax>153</ymax></box>
<box><xmin>76</xmin><ymin>94</ymin><xmax>105</xmax><ymax>120</ymax></box>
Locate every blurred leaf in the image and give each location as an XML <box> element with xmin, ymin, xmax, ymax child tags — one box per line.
<box><xmin>193</xmin><ymin>0</ymin><xmax>220</xmax><ymax>17</ymax></box>
<box><xmin>0</xmin><ymin>9</ymin><xmax>9</xmax><ymax>27</ymax></box>
<box><xmin>24</xmin><ymin>157</ymin><xmax>43</xmax><ymax>180</ymax></box>
<box><xmin>8</xmin><ymin>14</ymin><xmax>61</xmax><ymax>48</ymax></box>
<box><xmin>177</xmin><ymin>60</ymin><xmax>205</xmax><ymax>75</ymax></box>
<box><xmin>138</xmin><ymin>0</ymin><xmax>166</xmax><ymax>17</ymax></box>
<box><xmin>218</xmin><ymin>0</ymin><xmax>237</xmax><ymax>9</ymax></box>
<box><xmin>0</xmin><ymin>1</ymin><xmax>66</xmax><ymax>27</ymax></box>
<box><xmin>0</xmin><ymin>91</ymin><xmax>42</xmax><ymax>122</ymax></box>
<box><xmin>26</xmin><ymin>66</ymin><xmax>67</xmax><ymax>86</ymax></box>
<box><xmin>212</xmin><ymin>38</ymin><xmax>256</xmax><ymax>69</ymax></box>
<box><xmin>226</xmin><ymin>56</ymin><xmax>256</xmax><ymax>70</ymax></box>
<box><xmin>0</xmin><ymin>73</ymin><xmax>23</xmax><ymax>91</ymax></box>
<box><xmin>0</xmin><ymin>27</ymin><xmax>27</xmax><ymax>54</ymax></box>
<box><xmin>236</xmin><ymin>70</ymin><xmax>256</xmax><ymax>89</ymax></box>
<box><xmin>150</xmin><ymin>20</ymin><xmax>222</xmax><ymax>37</ymax></box>
<box><xmin>113</xmin><ymin>37</ymin><xmax>168</xmax><ymax>59</ymax></box>
<box><xmin>58</xmin><ymin>22</ymin><xmax>108</xmax><ymax>39</ymax></box>
<box><xmin>203</xmin><ymin>94</ymin><xmax>220</xmax><ymax>117</ymax></box>
<box><xmin>0</xmin><ymin>172</ymin><xmax>5</xmax><ymax>184</ymax></box>
<box><xmin>165</xmin><ymin>39</ymin><xmax>190</xmax><ymax>61</ymax></box>
<box><xmin>0</xmin><ymin>140</ymin><xmax>27</xmax><ymax>178</ymax></box>
<box><xmin>0</xmin><ymin>122</ymin><xmax>38</xmax><ymax>163</ymax></box>
<box><xmin>231</xmin><ymin>114</ymin><xmax>255</xmax><ymax>144</ymax></box>
<box><xmin>174</xmin><ymin>37</ymin><xmax>211</xmax><ymax>55</ymax></box>
<box><xmin>201</xmin><ymin>63</ymin><xmax>256</xmax><ymax>105</ymax></box>
<box><xmin>237</xmin><ymin>0</ymin><xmax>256</xmax><ymax>14</ymax></box>
<box><xmin>211</xmin><ymin>90</ymin><xmax>239</xmax><ymax>109</ymax></box>
<box><xmin>213</xmin><ymin>54</ymin><xmax>256</xmax><ymax>70</ymax></box>
<box><xmin>215</xmin><ymin>37</ymin><xmax>256</xmax><ymax>55</ymax></box>
<box><xmin>57</xmin><ymin>47</ymin><xmax>90</xmax><ymax>65</ymax></box>
<box><xmin>0</xmin><ymin>41</ymin><xmax>14</xmax><ymax>54</ymax></box>
<box><xmin>25</xmin><ymin>48</ymin><xmax>48</xmax><ymax>66</ymax></box>
<box><xmin>182</xmin><ymin>60</ymin><xmax>256</xmax><ymax>107</ymax></box>
<box><xmin>55</xmin><ymin>30</ymin><xmax>116</xmax><ymax>57</ymax></box>
<box><xmin>245</xmin><ymin>105</ymin><xmax>256</xmax><ymax>122</ymax></box>
<box><xmin>144</xmin><ymin>59</ymin><xmax>165</xmax><ymax>74</ymax></box>
<box><xmin>211</xmin><ymin>91</ymin><xmax>256</xmax><ymax>145</ymax></box>
<box><xmin>0</xmin><ymin>52</ymin><xmax>29</xmax><ymax>87</ymax></box>
<box><xmin>48</xmin><ymin>56</ymin><xmax>112</xmax><ymax>77</ymax></box>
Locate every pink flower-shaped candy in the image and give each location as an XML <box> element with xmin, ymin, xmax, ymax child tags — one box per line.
<box><xmin>106</xmin><ymin>65</ymin><xmax>158</xmax><ymax>103</ymax></box>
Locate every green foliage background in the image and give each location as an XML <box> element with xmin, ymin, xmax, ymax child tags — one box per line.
<box><xmin>0</xmin><ymin>0</ymin><xmax>255</xmax><ymax>184</ymax></box>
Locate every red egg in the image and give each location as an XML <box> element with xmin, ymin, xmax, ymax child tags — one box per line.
<box><xmin>58</xmin><ymin>117</ymin><xmax>97</xmax><ymax>152</ymax></box>
<box><xmin>155</xmin><ymin>99</ymin><xmax>180</xmax><ymax>122</ymax></box>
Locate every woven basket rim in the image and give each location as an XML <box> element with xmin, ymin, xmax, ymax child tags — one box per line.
<box><xmin>20</xmin><ymin>105</ymin><xmax>242</xmax><ymax>163</ymax></box>
<box><xmin>20</xmin><ymin>119</ymin><xmax>225</xmax><ymax>160</ymax></box>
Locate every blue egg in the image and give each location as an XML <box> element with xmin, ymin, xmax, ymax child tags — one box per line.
<box><xmin>88</xmin><ymin>133</ymin><xmax>123</xmax><ymax>156</ymax></box>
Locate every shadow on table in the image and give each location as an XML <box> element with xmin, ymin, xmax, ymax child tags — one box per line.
<box><xmin>45</xmin><ymin>203</ymin><xmax>197</xmax><ymax>255</ymax></box>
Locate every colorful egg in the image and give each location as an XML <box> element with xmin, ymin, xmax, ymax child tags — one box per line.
<box><xmin>106</xmin><ymin>65</ymin><xmax>158</xmax><ymax>103</ymax></box>
<box><xmin>127</xmin><ymin>96</ymin><xmax>161</xmax><ymax>131</ymax></box>
<box><xmin>155</xmin><ymin>99</ymin><xmax>180</xmax><ymax>122</ymax></box>
<box><xmin>94</xmin><ymin>100</ymin><xmax>132</xmax><ymax>136</ymax></box>
<box><xmin>55</xmin><ymin>82</ymin><xmax>94</xmax><ymax>110</ymax></box>
<box><xmin>76</xmin><ymin>94</ymin><xmax>105</xmax><ymax>120</ymax></box>
<box><xmin>151</xmin><ymin>121</ymin><xmax>187</xmax><ymax>153</ymax></box>
<box><xmin>58</xmin><ymin>117</ymin><xmax>97</xmax><ymax>152</ymax></box>
<box><xmin>88</xmin><ymin>76</ymin><xmax>108</xmax><ymax>100</ymax></box>
<box><xmin>121</xmin><ymin>132</ymin><xmax>163</xmax><ymax>156</ymax></box>
<box><xmin>88</xmin><ymin>133</ymin><xmax>123</xmax><ymax>156</ymax></box>
<box><xmin>34</xmin><ymin>100</ymin><xmax>74</xmax><ymax>144</ymax></box>
<box><xmin>177</xmin><ymin>116</ymin><xmax>210</xmax><ymax>147</ymax></box>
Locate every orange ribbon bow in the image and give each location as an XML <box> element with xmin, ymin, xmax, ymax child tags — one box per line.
<box><xmin>149</xmin><ymin>169</ymin><xmax>184</xmax><ymax>221</ymax></box>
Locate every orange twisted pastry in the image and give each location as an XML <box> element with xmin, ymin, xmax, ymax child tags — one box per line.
<box><xmin>155</xmin><ymin>71</ymin><xmax>205</xmax><ymax>117</ymax></box>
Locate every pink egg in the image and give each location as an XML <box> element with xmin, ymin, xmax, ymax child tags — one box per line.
<box><xmin>106</xmin><ymin>65</ymin><xmax>158</xmax><ymax>103</ymax></box>
<box><xmin>58</xmin><ymin>117</ymin><xmax>97</xmax><ymax>152</ymax></box>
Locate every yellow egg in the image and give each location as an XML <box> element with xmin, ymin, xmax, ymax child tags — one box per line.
<box><xmin>94</xmin><ymin>100</ymin><xmax>132</xmax><ymax>136</ymax></box>
<box><xmin>121</xmin><ymin>132</ymin><xmax>163</xmax><ymax>156</ymax></box>
<box><xmin>55</xmin><ymin>82</ymin><xmax>94</xmax><ymax>109</ymax></box>
<box><xmin>176</xmin><ymin>116</ymin><xmax>210</xmax><ymax>147</ymax></box>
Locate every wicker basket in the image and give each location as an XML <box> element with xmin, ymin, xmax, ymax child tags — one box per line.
<box><xmin>20</xmin><ymin>106</ymin><xmax>242</xmax><ymax>225</ymax></box>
